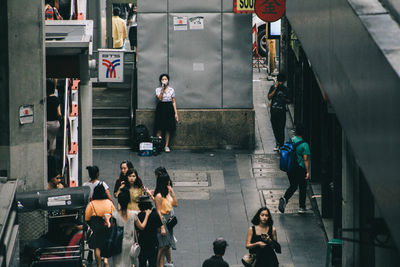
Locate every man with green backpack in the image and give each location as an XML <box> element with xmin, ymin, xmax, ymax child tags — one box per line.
<box><xmin>278</xmin><ymin>124</ymin><xmax>311</xmax><ymax>214</ymax></box>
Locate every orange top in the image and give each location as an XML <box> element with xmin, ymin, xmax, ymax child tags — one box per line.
<box><xmin>160</xmin><ymin>195</ymin><xmax>173</xmax><ymax>215</ymax></box>
<box><xmin>85</xmin><ymin>199</ymin><xmax>115</xmax><ymax>221</ymax></box>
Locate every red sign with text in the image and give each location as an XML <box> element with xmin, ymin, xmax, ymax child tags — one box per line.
<box><xmin>255</xmin><ymin>0</ymin><xmax>285</xmax><ymax>22</ymax></box>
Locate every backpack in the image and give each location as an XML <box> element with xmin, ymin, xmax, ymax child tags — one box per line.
<box><xmin>134</xmin><ymin>125</ymin><xmax>150</xmax><ymax>150</ymax></box>
<box><xmin>279</xmin><ymin>139</ymin><xmax>305</xmax><ymax>172</ymax></box>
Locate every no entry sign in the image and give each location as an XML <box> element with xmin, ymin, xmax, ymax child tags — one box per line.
<box><xmin>255</xmin><ymin>0</ymin><xmax>285</xmax><ymax>22</ymax></box>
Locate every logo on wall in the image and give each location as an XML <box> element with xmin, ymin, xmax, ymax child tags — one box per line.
<box><xmin>98</xmin><ymin>49</ymin><xmax>124</xmax><ymax>82</ymax></box>
<box><xmin>102</xmin><ymin>59</ymin><xmax>120</xmax><ymax>78</ymax></box>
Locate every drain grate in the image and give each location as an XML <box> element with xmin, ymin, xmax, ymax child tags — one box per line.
<box><xmin>169</xmin><ymin>171</ymin><xmax>210</xmax><ymax>187</ymax></box>
<box><xmin>252</xmin><ymin>154</ymin><xmax>283</xmax><ymax>179</ymax></box>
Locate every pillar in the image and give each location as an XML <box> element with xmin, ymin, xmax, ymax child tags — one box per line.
<box><xmin>8</xmin><ymin>0</ymin><xmax>46</xmax><ymax>190</ymax></box>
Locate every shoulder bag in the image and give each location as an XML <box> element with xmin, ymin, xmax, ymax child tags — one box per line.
<box><xmin>130</xmin><ymin>226</ymin><xmax>141</xmax><ymax>259</ymax></box>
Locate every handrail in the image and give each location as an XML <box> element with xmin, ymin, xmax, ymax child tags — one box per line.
<box><xmin>62</xmin><ymin>79</ymin><xmax>69</xmax><ymax>178</ymax></box>
<box><xmin>130</xmin><ymin>51</ymin><xmax>137</xmax><ymax>149</ymax></box>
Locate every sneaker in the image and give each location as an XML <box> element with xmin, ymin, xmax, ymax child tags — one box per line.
<box><xmin>273</xmin><ymin>145</ymin><xmax>280</xmax><ymax>151</ymax></box>
<box><xmin>164</xmin><ymin>263</ymin><xmax>174</xmax><ymax>267</ymax></box>
<box><xmin>278</xmin><ymin>197</ymin><xmax>286</xmax><ymax>213</ymax></box>
<box><xmin>164</xmin><ymin>147</ymin><xmax>171</xmax><ymax>153</ymax></box>
<box><xmin>298</xmin><ymin>208</ymin><xmax>307</xmax><ymax>214</ymax></box>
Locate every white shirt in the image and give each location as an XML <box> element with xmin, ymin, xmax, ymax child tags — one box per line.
<box><xmin>156</xmin><ymin>87</ymin><xmax>175</xmax><ymax>102</ymax></box>
<box><xmin>83</xmin><ymin>180</ymin><xmax>109</xmax><ymax>198</ymax></box>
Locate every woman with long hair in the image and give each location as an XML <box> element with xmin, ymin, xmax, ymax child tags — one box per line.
<box><xmin>113</xmin><ymin>160</ymin><xmax>134</xmax><ymax>198</ymax></box>
<box><xmin>85</xmin><ymin>184</ymin><xmax>116</xmax><ymax>267</ymax></box>
<box><xmin>154</xmin><ymin>173</ymin><xmax>178</xmax><ymax>267</ymax></box>
<box><xmin>116</xmin><ymin>168</ymin><xmax>144</xmax><ymax>211</ymax></box>
<box><xmin>83</xmin><ymin>166</ymin><xmax>113</xmax><ymax>201</ymax></box>
<box><xmin>245</xmin><ymin>207</ymin><xmax>279</xmax><ymax>267</ymax></box>
<box><xmin>112</xmin><ymin>188</ymin><xmax>151</xmax><ymax>267</ymax></box>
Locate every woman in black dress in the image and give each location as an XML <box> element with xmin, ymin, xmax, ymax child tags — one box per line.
<box><xmin>245</xmin><ymin>207</ymin><xmax>279</xmax><ymax>267</ymax></box>
<box><xmin>154</xmin><ymin>74</ymin><xmax>179</xmax><ymax>152</ymax></box>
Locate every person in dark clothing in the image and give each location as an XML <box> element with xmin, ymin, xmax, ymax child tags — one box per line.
<box><xmin>46</xmin><ymin>79</ymin><xmax>62</xmax><ymax>156</ymax></box>
<box><xmin>268</xmin><ymin>74</ymin><xmax>290</xmax><ymax>151</ymax></box>
<box><xmin>202</xmin><ymin>237</ymin><xmax>229</xmax><ymax>267</ymax></box>
<box><xmin>245</xmin><ymin>207</ymin><xmax>279</xmax><ymax>267</ymax></box>
<box><xmin>137</xmin><ymin>195</ymin><xmax>163</xmax><ymax>267</ymax></box>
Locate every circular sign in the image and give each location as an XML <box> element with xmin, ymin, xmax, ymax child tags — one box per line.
<box><xmin>255</xmin><ymin>0</ymin><xmax>286</xmax><ymax>22</ymax></box>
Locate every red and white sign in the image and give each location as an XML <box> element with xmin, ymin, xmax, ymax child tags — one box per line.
<box><xmin>255</xmin><ymin>0</ymin><xmax>285</xmax><ymax>22</ymax></box>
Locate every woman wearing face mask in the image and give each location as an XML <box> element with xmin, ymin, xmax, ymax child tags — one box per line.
<box><xmin>114</xmin><ymin>160</ymin><xmax>134</xmax><ymax>198</ymax></box>
<box><xmin>154</xmin><ymin>73</ymin><xmax>179</xmax><ymax>153</ymax></box>
<box><xmin>116</xmin><ymin>168</ymin><xmax>144</xmax><ymax>211</ymax></box>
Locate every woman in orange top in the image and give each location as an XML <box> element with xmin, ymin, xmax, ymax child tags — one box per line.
<box><xmin>85</xmin><ymin>184</ymin><xmax>116</xmax><ymax>267</ymax></box>
<box><xmin>154</xmin><ymin>172</ymin><xmax>178</xmax><ymax>267</ymax></box>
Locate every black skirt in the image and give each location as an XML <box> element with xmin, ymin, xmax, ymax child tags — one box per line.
<box><xmin>154</xmin><ymin>101</ymin><xmax>176</xmax><ymax>134</ymax></box>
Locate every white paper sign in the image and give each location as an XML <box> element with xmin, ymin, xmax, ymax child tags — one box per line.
<box><xmin>19</xmin><ymin>105</ymin><xmax>34</xmax><ymax>124</ymax></box>
<box><xmin>174</xmin><ymin>16</ymin><xmax>188</xmax><ymax>31</ymax></box>
<box><xmin>193</xmin><ymin>63</ymin><xmax>204</xmax><ymax>71</ymax></box>
<box><xmin>98</xmin><ymin>49</ymin><xmax>124</xmax><ymax>82</ymax></box>
<box><xmin>189</xmin><ymin>16</ymin><xmax>204</xmax><ymax>30</ymax></box>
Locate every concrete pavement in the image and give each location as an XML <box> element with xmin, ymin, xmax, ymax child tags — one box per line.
<box><xmin>93</xmin><ymin>70</ymin><xmax>327</xmax><ymax>266</ymax></box>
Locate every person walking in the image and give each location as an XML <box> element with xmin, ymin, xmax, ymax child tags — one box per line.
<box><xmin>268</xmin><ymin>74</ymin><xmax>290</xmax><ymax>151</ymax></box>
<box><xmin>127</xmin><ymin>4</ymin><xmax>138</xmax><ymax>51</ymax></box>
<box><xmin>112</xmin><ymin>188</ymin><xmax>151</xmax><ymax>267</ymax></box>
<box><xmin>116</xmin><ymin>168</ymin><xmax>144</xmax><ymax>211</ymax></box>
<box><xmin>83</xmin><ymin>166</ymin><xmax>113</xmax><ymax>201</ymax></box>
<box><xmin>154</xmin><ymin>74</ymin><xmax>179</xmax><ymax>153</ymax></box>
<box><xmin>202</xmin><ymin>237</ymin><xmax>230</xmax><ymax>267</ymax></box>
<box><xmin>112</xmin><ymin>7</ymin><xmax>127</xmax><ymax>49</ymax></box>
<box><xmin>85</xmin><ymin>184</ymin><xmax>116</xmax><ymax>267</ymax></box>
<box><xmin>154</xmin><ymin>173</ymin><xmax>178</xmax><ymax>267</ymax></box>
<box><xmin>245</xmin><ymin>207</ymin><xmax>279</xmax><ymax>267</ymax></box>
<box><xmin>113</xmin><ymin>160</ymin><xmax>134</xmax><ymax>198</ymax></box>
<box><xmin>278</xmin><ymin>123</ymin><xmax>311</xmax><ymax>213</ymax></box>
<box><xmin>46</xmin><ymin>79</ymin><xmax>62</xmax><ymax>156</ymax></box>
<box><xmin>137</xmin><ymin>195</ymin><xmax>163</xmax><ymax>267</ymax></box>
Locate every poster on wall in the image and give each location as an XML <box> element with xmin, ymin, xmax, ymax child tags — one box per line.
<box><xmin>174</xmin><ymin>16</ymin><xmax>188</xmax><ymax>31</ymax></box>
<box><xmin>98</xmin><ymin>49</ymin><xmax>124</xmax><ymax>82</ymax></box>
<box><xmin>189</xmin><ymin>16</ymin><xmax>204</xmax><ymax>30</ymax></box>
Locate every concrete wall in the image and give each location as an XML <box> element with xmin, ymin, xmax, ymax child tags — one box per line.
<box><xmin>8</xmin><ymin>0</ymin><xmax>46</xmax><ymax>190</ymax></box>
<box><xmin>136</xmin><ymin>109</ymin><xmax>255</xmax><ymax>149</ymax></box>
<box><xmin>137</xmin><ymin>1</ymin><xmax>253</xmax><ymax>109</ymax></box>
<box><xmin>0</xmin><ymin>0</ymin><xmax>9</xmax><ymax>176</ymax></box>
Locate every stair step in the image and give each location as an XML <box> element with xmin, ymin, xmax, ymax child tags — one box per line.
<box><xmin>93</xmin><ymin>107</ymin><xmax>130</xmax><ymax>117</ymax></box>
<box><xmin>93</xmin><ymin>136</ymin><xmax>131</xmax><ymax>146</ymax></box>
<box><xmin>93</xmin><ymin>117</ymin><xmax>130</xmax><ymax>127</ymax></box>
<box><xmin>93</xmin><ymin>146</ymin><xmax>132</xmax><ymax>150</ymax></box>
<box><xmin>93</xmin><ymin>126</ymin><xmax>130</xmax><ymax>136</ymax></box>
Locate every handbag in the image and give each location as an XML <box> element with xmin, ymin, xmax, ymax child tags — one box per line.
<box><xmin>102</xmin><ymin>217</ymin><xmax>124</xmax><ymax>257</ymax></box>
<box><xmin>270</xmin><ymin>239</ymin><xmax>281</xmax><ymax>254</ymax></box>
<box><xmin>166</xmin><ymin>215</ymin><xmax>178</xmax><ymax>231</ymax></box>
<box><xmin>129</xmin><ymin>228</ymin><xmax>141</xmax><ymax>259</ymax></box>
<box><xmin>241</xmin><ymin>252</ymin><xmax>256</xmax><ymax>267</ymax></box>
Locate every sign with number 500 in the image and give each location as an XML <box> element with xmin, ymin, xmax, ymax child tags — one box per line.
<box><xmin>234</xmin><ymin>0</ymin><xmax>255</xmax><ymax>13</ymax></box>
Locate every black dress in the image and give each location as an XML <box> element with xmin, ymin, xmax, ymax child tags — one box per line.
<box><xmin>250</xmin><ymin>226</ymin><xmax>279</xmax><ymax>267</ymax></box>
<box><xmin>154</xmin><ymin>87</ymin><xmax>176</xmax><ymax>134</ymax></box>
